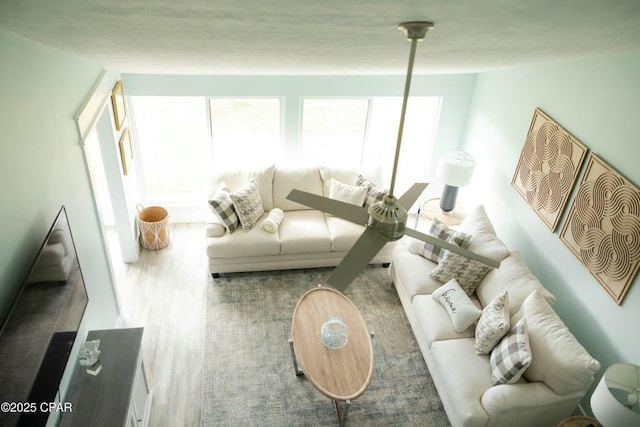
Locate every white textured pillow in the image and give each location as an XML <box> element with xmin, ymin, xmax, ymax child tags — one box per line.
<box><xmin>432</xmin><ymin>279</ymin><xmax>482</xmax><ymax>332</ymax></box>
<box><xmin>475</xmin><ymin>291</ymin><xmax>510</xmax><ymax>354</ymax></box>
<box><xmin>490</xmin><ymin>318</ymin><xmax>532</xmax><ymax>385</ymax></box>
<box><xmin>328</xmin><ymin>178</ymin><xmax>368</xmax><ymax>206</ymax></box>
<box><xmin>513</xmin><ymin>291</ymin><xmax>601</xmax><ymax>395</ymax></box>
<box><xmin>229</xmin><ymin>179</ymin><xmax>264</xmax><ymax>231</ymax></box>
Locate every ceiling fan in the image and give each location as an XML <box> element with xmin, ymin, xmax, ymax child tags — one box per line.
<box><xmin>287</xmin><ymin>21</ymin><xmax>500</xmax><ymax>292</ymax></box>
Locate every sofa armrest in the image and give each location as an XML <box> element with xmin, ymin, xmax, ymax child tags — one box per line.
<box><xmin>206</xmin><ymin>221</ymin><xmax>226</xmax><ymax>237</ymax></box>
<box><xmin>481</xmin><ymin>381</ymin><xmax>583</xmax><ymax>426</ymax></box>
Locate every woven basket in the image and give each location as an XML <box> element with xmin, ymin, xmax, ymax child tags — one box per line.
<box><xmin>137</xmin><ymin>205</ymin><xmax>170</xmax><ymax>250</ymax></box>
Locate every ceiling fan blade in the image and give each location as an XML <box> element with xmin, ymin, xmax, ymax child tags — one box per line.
<box><xmin>286</xmin><ymin>189</ymin><xmax>369</xmax><ymax>225</ymax></box>
<box><xmin>397</xmin><ymin>182</ymin><xmax>429</xmax><ymax>210</ymax></box>
<box><xmin>404</xmin><ymin>227</ymin><xmax>501</xmax><ymax>268</ymax></box>
<box><xmin>327</xmin><ymin>227</ymin><xmax>390</xmax><ymax>292</ymax></box>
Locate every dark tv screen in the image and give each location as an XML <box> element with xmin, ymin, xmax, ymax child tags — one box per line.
<box><xmin>0</xmin><ymin>206</ymin><xmax>89</xmax><ymax>426</ymax></box>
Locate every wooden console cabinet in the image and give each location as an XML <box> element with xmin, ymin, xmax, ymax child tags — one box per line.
<box><xmin>60</xmin><ymin>328</ymin><xmax>152</xmax><ymax>427</ymax></box>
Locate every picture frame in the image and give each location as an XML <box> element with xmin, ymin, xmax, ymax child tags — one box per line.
<box><xmin>118</xmin><ymin>128</ymin><xmax>133</xmax><ymax>175</ymax></box>
<box><xmin>111</xmin><ymin>80</ymin><xmax>126</xmax><ymax>131</ymax></box>
<box><xmin>559</xmin><ymin>153</ymin><xmax>640</xmax><ymax>304</ymax></box>
<box><xmin>511</xmin><ymin>108</ymin><xmax>588</xmax><ymax>231</ymax></box>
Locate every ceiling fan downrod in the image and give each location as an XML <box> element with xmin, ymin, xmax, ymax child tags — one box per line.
<box><xmin>367</xmin><ymin>21</ymin><xmax>434</xmax><ymax>241</ymax></box>
<box><xmin>388</xmin><ymin>21</ymin><xmax>434</xmax><ymax>197</ymax></box>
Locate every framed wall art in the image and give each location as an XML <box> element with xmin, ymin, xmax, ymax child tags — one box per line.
<box><xmin>118</xmin><ymin>128</ymin><xmax>133</xmax><ymax>175</ymax></box>
<box><xmin>560</xmin><ymin>153</ymin><xmax>640</xmax><ymax>304</ymax></box>
<box><xmin>512</xmin><ymin>108</ymin><xmax>588</xmax><ymax>231</ymax></box>
<box><xmin>111</xmin><ymin>80</ymin><xmax>126</xmax><ymax>131</ymax></box>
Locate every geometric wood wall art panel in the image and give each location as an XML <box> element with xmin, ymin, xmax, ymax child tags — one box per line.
<box><xmin>512</xmin><ymin>108</ymin><xmax>588</xmax><ymax>231</ymax></box>
<box><xmin>560</xmin><ymin>153</ymin><xmax>640</xmax><ymax>304</ymax></box>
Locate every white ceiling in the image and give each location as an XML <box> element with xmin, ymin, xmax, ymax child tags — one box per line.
<box><xmin>1</xmin><ymin>0</ymin><xmax>640</xmax><ymax>75</ymax></box>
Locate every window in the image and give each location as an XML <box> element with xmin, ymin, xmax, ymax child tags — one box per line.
<box><xmin>300</xmin><ymin>96</ymin><xmax>441</xmax><ymax>194</ymax></box>
<box><xmin>131</xmin><ymin>97</ymin><xmax>210</xmax><ymax>202</ymax></box>
<box><xmin>209</xmin><ymin>98</ymin><xmax>282</xmax><ymax>167</ymax></box>
<box><xmin>301</xmin><ymin>98</ymin><xmax>370</xmax><ymax>166</ymax></box>
<box><xmin>366</xmin><ymin>97</ymin><xmax>441</xmax><ymax>194</ymax></box>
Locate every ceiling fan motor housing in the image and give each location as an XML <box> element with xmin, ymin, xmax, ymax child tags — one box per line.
<box><xmin>367</xmin><ymin>195</ymin><xmax>407</xmax><ymax>240</ymax></box>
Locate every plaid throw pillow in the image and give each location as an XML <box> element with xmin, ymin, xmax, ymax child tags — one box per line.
<box><xmin>418</xmin><ymin>218</ymin><xmax>471</xmax><ymax>263</ymax></box>
<box><xmin>208</xmin><ymin>184</ymin><xmax>239</xmax><ymax>233</ymax></box>
<box><xmin>490</xmin><ymin>318</ymin><xmax>532</xmax><ymax>385</ymax></box>
<box><xmin>356</xmin><ymin>174</ymin><xmax>388</xmax><ymax>207</ymax></box>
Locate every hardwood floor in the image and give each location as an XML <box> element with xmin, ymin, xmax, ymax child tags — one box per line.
<box><xmin>108</xmin><ymin>222</ymin><xmax>208</xmax><ymax>427</ymax></box>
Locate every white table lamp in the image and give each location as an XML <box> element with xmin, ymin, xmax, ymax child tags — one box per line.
<box><xmin>437</xmin><ymin>150</ymin><xmax>475</xmax><ymax>212</ymax></box>
<box><xmin>591</xmin><ymin>363</ymin><xmax>640</xmax><ymax>427</ymax></box>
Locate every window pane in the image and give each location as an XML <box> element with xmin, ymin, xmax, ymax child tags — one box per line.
<box><xmin>131</xmin><ymin>97</ymin><xmax>210</xmax><ymax>202</ymax></box>
<box><xmin>210</xmin><ymin>98</ymin><xmax>281</xmax><ymax>166</ymax></box>
<box><xmin>301</xmin><ymin>99</ymin><xmax>369</xmax><ymax>166</ymax></box>
<box><xmin>365</xmin><ymin>97</ymin><xmax>442</xmax><ymax>196</ymax></box>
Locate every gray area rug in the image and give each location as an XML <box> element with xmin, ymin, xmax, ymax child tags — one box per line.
<box><xmin>202</xmin><ymin>266</ymin><xmax>449</xmax><ymax>426</ymax></box>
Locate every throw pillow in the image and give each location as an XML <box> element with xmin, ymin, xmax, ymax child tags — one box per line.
<box><xmin>328</xmin><ymin>178</ymin><xmax>368</xmax><ymax>206</ymax></box>
<box><xmin>356</xmin><ymin>174</ymin><xmax>387</xmax><ymax>207</ymax></box>
<box><xmin>490</xmin><ymin>318</ymin><xmax>532</xmax><ymax>385</ymax></box>
<box><xmin>475</xmin><ymin>291</ymin><xmax>510</xmax><ymax>355</ymax></box>
<box><xmin>513</xmin><ymin>291</ymin><xmax>601</xmax><ymax>395</ymax></box>
<box><xmin>416</xmin><ymin>218</ymin><xmax>471</xmax><ymax>263</ymax></box>
<box><xmin>429</xmin><ymin>250</ymin><xmax>493</xmax><ymax>295</ymax></box>
<box><xmin>207</xmin><ymin>184</ymin><xmax>240</xmax><ymax>233</ymax></box>
<box><xmin>229</xmin><ymin>179</ymin><xmax>264</xmax><ymax>231</ymax></box>
<box><xmin>432</xmin><ymin>279</ymin><xmax>482</xmax><ymax>332</ymax></box>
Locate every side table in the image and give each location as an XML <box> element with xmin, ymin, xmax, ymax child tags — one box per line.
<box><xmin>421</xmin><ymin>198</ymin><xmax>466</xmax><ymax>226</ymax></box>
<box><xmin>556</xmin><ymin>416</ymin><xmax>600</xmax><ymax>427</ymax></box>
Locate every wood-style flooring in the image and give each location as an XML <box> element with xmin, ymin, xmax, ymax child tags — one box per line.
<box><xmin>108</xmin><ymin>222</ymin><xmax>208</xmax><ymax>427</ymax></box>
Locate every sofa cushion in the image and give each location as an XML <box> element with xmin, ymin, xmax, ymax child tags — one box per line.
<box><xmin>208</xmin><ymin>184</ymin><xmax>240</xmax><ymax>233</ymax></box>
<box><xmin>229</xmin><ymin>179</ymin><xmax>265</xmax><ymax>231</ymax></box>
<box><xmin>206</xmin><ymin>212</ymin><xmax>280</xmax><ymax>258</ymax></box>
<box><xmin>391</xmin><ymin>239</ymin><xmax>444</xmax><ymax>299</ymax></box>
<box><xmin>328</xmin><ymin>178</ymin><xmax>368</xmax><ymax>206</ymax></box>
<box><xmin>513</xmin><ymin>291</ymin><xmax>600</xmax><ymax>395</ymax></box>
<box><xmin>412</xmin><ymin>294</ymin><xmax>477</xmax><ymax>348</ymax></box>
<box><xmin>273</xmin><ymin>165</ymin><xmax>323</xmax><ymax>210</ymax></box>
<box><xmin>210</xmin><ymin>164</ymin><xmax>275</xmax><ymax>211</ymax></box>
<box><xmin>475</xmin><ymin>291</ymin><xmax>510</xmax><ymax>355</ymax></box>
<box><xmin>432</xmin><ymin>279</ymin><xmax>482</xmax><ymax>332</ymax></box>
<box><xmin>430</xmin><ymin>250</ymin><xmax>494</xmax><ymax>295</ymax></box>
<box><xmin>410</xmin><ymin>218</ymin><xmax>471</xmax><ymax>263</ymax></box>
<box><xmin>431</xmin><ymin>339</ymin><xmax>493</xmax><ymax>426</ymax></box>
<box><xmin>477</xmin><ymin>251</ymin><xmax>556</xmax><ymax>316</ymax></box>
<box><xmin>325</xmin><ymin>216</ymin><xmax>365</xmax><ymax>252</ymax></box>
<box><xmin>459</xmin><ymin>205</ymin><xmax>498</xmax><ymax>236</ymax></box>
<box><xmin>490</xmin><ymin>318</ymin><xmax>532</xmax><ymax>385</ymax></box>
<box><xmin>279</xmin><ymin>210</ymin><xmax>331</xmax><ymax>254</ymax></box>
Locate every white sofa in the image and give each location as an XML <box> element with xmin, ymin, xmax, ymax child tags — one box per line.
<box><xmin>206</xmin><ymin>164</ymin><xmax>395</xmax><ymax>276</ymax></box>
<box><xmin>390</xmin><ymin>205</ymin><xmax>601</xmax><ymax>427</ymax></box>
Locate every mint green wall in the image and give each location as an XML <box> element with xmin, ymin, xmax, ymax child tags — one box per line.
<box><xmin>0</xmin><ymin>30</ymin><xmax>120</xmax><ymax>330</ymax></box>
<box><xmin>463</xmin><ymin>50</ymin><xmax>640</xmax><ymax>411</ymax></box>
<box><xmin>122</xmin><ymin>73</ymin><xmax>477</xmax><ymax>186</ymax></box>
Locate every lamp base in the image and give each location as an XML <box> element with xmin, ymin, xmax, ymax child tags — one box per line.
<box><xmin>439</xmin><ymin>185</ymin><xmax>459</xmax><ymax>213</ymax></box>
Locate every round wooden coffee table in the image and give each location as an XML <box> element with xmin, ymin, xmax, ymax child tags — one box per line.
<box><xmin>290</xmin><ymin>285</ymin><xmax>374</xmax><ymax>425</ymax></box>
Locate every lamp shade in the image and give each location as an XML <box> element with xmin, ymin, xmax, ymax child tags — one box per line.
<box><xmin>591</xmin><ymin>363</ymin><xmax>640</xmax><ymax>427</ymax></box>
<box><xmin>437</xmin><ymin>150</ymin><xmax>475</xmax><ymax>187</ymax></box>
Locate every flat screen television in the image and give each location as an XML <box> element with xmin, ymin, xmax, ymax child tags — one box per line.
<box><xmin>0</xmin><ymin>206</ymin><xmax>89</xmax><ymax>427</ymax></box>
